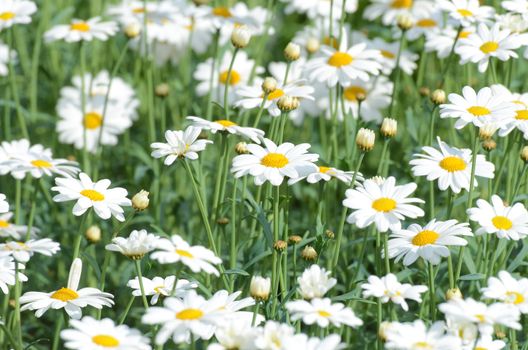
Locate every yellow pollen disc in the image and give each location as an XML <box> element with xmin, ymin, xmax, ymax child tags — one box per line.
<box><xmin>0</xmin><ymin>12</ymin><xmax>15</xmax><ymax>21</ymax></box>
<box><xmin>413</xmin><ymin>342</ymin><xmax>433</xmax><ymax>350</ymax></box>
<box><xmin>480</xmin><ymin>41</ymin><xmax>499</xmax><ymax>54</ymax></box>
<box><xmin>417</xmin><ymin>19</ymin><xmax>437</xmax><ymax>27</ymax></box>
<box><xmin>176</xmin><ymin>308</ymin><xmax>204</xmax><ymax>320</ymax></box>
<box><xmin>132</xmin><ymin>7</ymin><xmax>145</xmax><ymax>13</ymax></box>
<box><xmin>154</xmin><ymin>286</ymin><xmax>164</xmax><ymax>294</ymax></box>
<box><xmin>371</xmin><ymin>197</ymin><xmax>397</xmax><ymax>212</ymax></box>
<box><xmin>51</xmin><ymin>287</ymin><xmax>79</xmax><ymax>302</ymax></box>
<box><xmin>176</xmin><ymin>249</ymin><xmax>194</xmax><ymax>258</ymax></box>
<box><xmin>459</xmin><ymin>31</ymin><xmax>471</xmax><ymax>39</ymax></box>
<box><xmin>467</xmin><ymin>106</ymin><xmax>491</xmax><ymax>116</ymax></box>
<box><xmin>70</xmin><ymin>22</ymin><xmax>91</xmax><ymax>32</ymax></box>
<box><xmin>0</xmin><ymin>220</ymin><xmax>9</xmax><ymax>228</ymax></box>
<box><xmin>327</xmin><ymin>52</ymin><xmax>353</xmax><ymax>67</ymax></box>
<box><xmin>92</xmin><ymin>334</ymin><xmax>120</xmax><ymax>347</ymax></box>
<box><xmin>439</xmin><ymin>156</ymin><xmax>466</xmax><ymax>172</ymax></box>
<box><xmin>516</xmin><ymin>110</ymin><xmax>528</xmax><ymax>120</ymax></box>
<box><xmin>84</xmin><ymin>112</ymin><xmax>103</xmax><ymax>129</ymax></box>
<box><xmin>319</xmin><ymin>166</ymin><xmax>331</xmax><ymax>173</ymax></box>
<box><xmin>506</xmin><ymin>291</ymin><xmax>525</xmax><ymax>304</ymax></box>
<box><xmin>475</xmin><ymin>314</ymin><xmax>485</xmax><ymax>322</ymax></box>
<box><xmin>381</xmin><ymin>50</ymin><xmax>395</xmax><ymax>59</ymax></box>
<box><xmin>343</xmin><ymin>86</ymin><xmax>367</xmax><ymax>102</ymax></box>
<box><xmin>323</xmin><ymin>36</ymin><xmax>339</xmax><ymax>49</ymax></box>
<box><xmin>215</xmin><ymin>119</ymin><xmax>237</xmax><ymax>127</ymax></box>
<box><xmin>212</xmin><ymin>7</ymin><xmax>232</xmax><ymax>18</ymax></box>
<box><xmin>260</xmin><ymin>153</ymin><xmax>289</xmax><ymax>168</ymax></box>
<box><xmin>267</xmin><ymin>89</ymin><xmax>285</xmax><ymax>100</ymax></box>
<box><xmin>317</xmin><ymin>310</ymin><xmax>332</xmax><ymax>317</ymax></box>
<box><xmin>492</xmin><ymin>215</ymin><xmax>513</xmax><ymax>230</ymax></box>
<box><xmin>219</xmin><ymin>70</ymin><xmax>241</xmax><ymax>85</ymax></box>
<box><xmin>474</xmin><ymin>348</ymin><xmax>486</xmax><ymax>350</ymax></box>
<box><xmin>412</xmin><ymin>230</ymin><xmax>440</xmax><ymax>246</ymax></box>
<box><xmin>457</xmin><ymin>9</ymin><xmax>473</xmax><ymax>17</ymax></box>
<box><xmin>391</xmin><ymin>0</ymin><xmax>413</xmax><ymax>9</ymax></box>
<box><xmin>31</xmin><ymin>159</ymin><xmax>52</xmax><ymax>168</ymax></box>
<box><xmin>80</xmin><ymin>189</ymin><xmax>105</xmax><ymax>202</ymax></box>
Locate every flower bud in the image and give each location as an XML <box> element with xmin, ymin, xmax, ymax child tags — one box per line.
<box><xmin>446</xmin><ymin>287</ymin><xmax>463</xmax><ymax>300</ymax></box>
<box><xmin>235</xmin><ymin>142</ymin><xmax>249</xmax><ymax>154</ymax></box>
<box><xmin>262</xmin><ymin>77</ymin><xmax>278</xmax><ymax>94</ymax></box>
<box><xmin>274</xmin><ymin>240</ymin><xmax>287</xmax><ymax>252</ymax></box>
<box><xmin>419</xmin><ymin>87</ymin><xmax>430</xmax><ymax>97</ymax></box>
<box><xmin>396</xmin><ymin>14</ymin><xmax>414</xmax><ymax>30</ymax></box>
<box><xmin>306</xmin><ymin>37</ymin><xmax>320</xmax><ymax>54</ymax></box>
<box><xmin>155</xmin><ymin>83</ymin><xmax>170</xmax><ymax>98</ymax></box>
<box><xmin>431</xmin><ymin>89</ymin><xmax>446</xmax><ymax>105</ymax></box>
<box><xmin>482</xmin><ymin>139</ymin><xmax>496</xmax><ymax>152</ymax></box>
<box><xmin>380</xmin><ymin>118</ymin><xmax>397</xmax><ymax>138</ymax></box>
<box><xmin>231</xmin><ymin>25</ymin><xmax>251</xmax><ymax>48</ymax></box>
<box><xmin>284</xmin><ymin>42</ymin><xmax>301</xmax><ymax>61</ymax></box>
<box><xmin>217</xmin><ymin>217</ymin><xmax>229</xmax><ymax>225</ymax></box>
<box><xmin>356</xmin><ymin>128</ymin><xmax>375</xmax><ymax>152</ymax></box>
<box><xmin>370</xmin><ymin>176</ymin><xmax>386</xmax><ymax>185</ymax></box>
<box><xmin>250</xmin><ymin>276</ymin><xmax>271</xmax><ymax>301</ymax></box>
<box><xmin>288</xmin><ymin>235</ymin><xmax>302</xmax><ymax>244</ymax></box>
<box><xmin>521</xmin><ymin>146</ymin><xmax>528</xmax><ymax>162</ymax></box>
<box><xmin>85</xmin><ymin>225</ymin><xmax>101</xmax><ymax>243</ymax></box>
<box><xmin>479</xmin><ymin>123</ymin><xmax>498</xmax><ymax>140</ymax></box>
<box><xmin>277</xmin><ymin>95</ymin><xmax>299</xmax><ymax>112</ymax></box>
<box><xmin>325</xmin><ymin>229</ymin><xmax>335</xmax><ymax>239</ymax></box>
<box><xmin>301</xmin><ymin>245</ymin><xmax>318</xmax><ymax>261</ymax></box>
<box><xmin>132</xmin><ymin>190</ymin><xmax>150</xmax><ymax>211</ymax></box>
<box><xmin>124</xmin><ymin>21</ymin><xmax>141</xmax><ymax>38</ymax></box>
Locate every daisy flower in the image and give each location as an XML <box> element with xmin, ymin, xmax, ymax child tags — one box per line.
<box><xmin>472</xmin><ymin>336</ymin><xmax>506</xmax><ymax>350</ymax></box>
<box><xmin>404</xmin><ymin>9</ymin><xmax>445</xmax><ymax>41</ymax></box>
<box><xmin>304</xmin><ymin>33</ymin><xmax>382</xmax><ymax>87</ymax></box>
<box><xmin>482</xmin><ymin>271</ymin><xmax>528</xmax><ymax>313</ymax></box>
<box><xmin>440</xmin><ymin>86</ymin><xmax>516</xmax><ymax>129</ymax></box>
<box><xmin>0</xmin><ymin>193</ymin><xmax>8</xmax><ymax>213</ymax></box>
<box><xmin>410</xmin><ymin>137</ymin><xmax>495</xmax><ymax>193</ymax></box>
<box><xmin>363</xmin><ymin>0</ymin><xmax>433</xmax><ymax>25</ymax></box>
<box><xmin>51</xmin><ymin>172</ymin><xmax>131</xmax><ymax>222</ymax></box>
<box><xmin>0</xmin><ymin>212</ymin><xmax>38</xmax><ymax>240</ymax></box>
<box><xmin>503</xmin><ymin>0</ymin><xmax>528</xmax><ymax>17</ymax></box>
<box><xmin>150</xmin><ymin>235</ymin><xmax>222</xmax><ymax>276</ymax></box>
<box><xmin>0</xmin><ymin>139</ymin><xmax>32</xmax><ymax>176</ymax></box>
<box><xmin>44</xmin><ymin>17</ymin><xmax>118</xmax><ymax>43</ymax></box>
<box><xmin>288</xmin><ymin>165</ymin><xmax>362</xmax><ymax>185</ymax></box>
<box><xmin>281</xmin><ymin>0</ymin><xmax>357</xmax><ymax>19</ymax></box>
<box><xmin>20</xmin><ymin>258</ymin><xmax>114</xmax><ymax>319</ymax></box>
<box><xmin>0</xmin><ymin>238</ymin><xmax>60</xmax><ymax>263</ymax></box>
<box><xmin>142</xmin><ymin>290</ymin><xmax>222</xmax><ymax>344</ymax></box>
<box><xmin>0</xmin><ymin>0</ymin><xmax>37</xmax><ymax>30</ymax></box>
<box><xmin>425</xmin><ymin>26</ymin><xmax>474</xmax><ymax>59</ymax></box>
<box><xmin>388</xmin><ymin>219</ymin><xmax>472</xmax><ymax>266</ymax></box>
<box><xmin>253</xmin><ymin>321</ymin><xmax>295</xmax><ymax>350</ymax></box>
<box><xmin>234</xmin><ymin>80</ymin><xmax>314</xmax><ymax>118</ymax></box>
<box><xmin>61</xmin><ymin>316</ymin><xmax>151</xmax><ymax>350</ymax></box>
<box><xmin>127</xmin><ymin>275</ymin><xmax>197</xmax><ymax>305</ymax></box>
<box><xmin>384</xmin><ymin>320</ymin><xmax>463</xmax><ymax>350</ymax></box>
<box><xmin>186</xmin><ymin>116</ymin><xmax>265</xmax><ymax>144</ymax></box>
<box><xmin>285</xmin><ymin>298</ymin><xmax>363</xmax><ymax>328</ymax></box>
<box><xmin>231</xmin><ymin>138</ymin><xmax>319</xmax><ymax>186</ymax></box>
<box><xmin>367</xmin><ymin>37</ymin><xmax>419</xmax><ymax>76</ymax></box>
<box><xmin>467</xmin><ymin>195</ymin><xmax>528</xmax><ymax>240</ymax></box>
<box><xmin>456</xmin><ymin>23</ymin><xmax>523</xmax><ymax>72</ymax></box>
<box><xmin>105</xmin><ymin>229</ymin><xmax>160</xmax><ymax>259</ymax></box>
<box><xmin>0</xmin><ymin>256</ymin><xmax>27</xmax><ymax>294</ymax></box>
<box><xmin>297</xmin><ymin>265</ymin><xmax>337</xmax><ymax>300</ymax></box>
<box><xmin>207</xmin><ymin>318</ymin><xmax>261</xmax><ymax>350</ymax></box>
<box><xmin>361</xmin><ymin>273</ymin><xmax>428</xmax><ymax>310</ymax></box>
<box><xmin>439</xmin><ymin>0</ymin><xmax>495</xmax><ymax>27</ymax></box>
<box><xmin>340</xmin><ymin>76</ymin><xmax>393</xmax><ymax>123</ymax></box>
<box><xmin>490</xmin><ymin>84</ymin><xmax>528</xmax><ymax>138</ymax></box>
<box><xmin>343</xmin><ymin>176</ymin><xmax>425</xmax><ymax>233</ymax></box>
<box><xmin>151</xmin><ymin>126</ymin><xmax>212</xmax><ymax>165</ymax></box>
<box><xmin>209</xmin><ymin>290</ymin><xmax>255</xmax><ymax>315</ymax></box>
<box><xmin>439</xmin><ymin>298</ymin><xmax>521</xmax><ymax>335</ymax></box>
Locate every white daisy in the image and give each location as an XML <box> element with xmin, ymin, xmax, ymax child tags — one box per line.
<box><xmin>340</xmin><ymin>76</ymin><xmax>393</xmax><ymax>123</ymax></box>
<box><xmin>127</xmin><ymin>275</ymin><xmax>197</xmax><ymax>305</ymax></box>
<box><xmin>387</xmin><ymin>219</ymin><xmax>472</xmax><ymax>266</ymax></box>
<box><xmin>61</xmin><ymin>316</ymin><xmax>151</xmax><ymax>350</ymax></box>
<box><xmin>0</xmin><ymin>256</ymin><xmax>27</xmax><ymax>294</ymax></box>
<box><xmin>472</xmin><ymin>336</ymin><xmax>506</xmax><ymax>350</ymax></box>
<box><xmin>253</xmin><ymin>321</ymin><xmax>295</xmax><ymax>350</ymax></box>
<box><xmin>343</xmin><ymin>176</ymin><xmax>425</xmax><ymax>233</ymax></box>
<box><xmin>0</xmin><ymin>238</ymin><xmax>60</xmax><ymax>263</ymax></box>
<box><xmin>384</xmin><ymin>320</ymin><xmax>463</xmax><ymax>350</ymax></box>
<box><xmin>207</xmin><ymin>317</ymin><xmax>261</xmax><ymax>350</ymax></box>
<box><xmin>439</xmin><ymin>0</ymin><xmax>495</xmax><ymax>27</ymax></box>
<box><xmin>150</xmin><ymin>235</ymin><xmax>222</xmax><ymax>276</ymax></box>
<box><xmin>425</xmin><ymin>26</ymin><xmax>474</xmax><ymax>59</ymax></box>
<box><xmin>44</xmin><ymin>17</ymin><xmax>118</xmax><ymax>43</ymax></box>
<box><xmin>20</xmin><ymin>258</ymin><xmax>114</xmax><ymax>319</ymax></box>
<box><xmin>151</xmin><ymin>126</ymin><xmax>213</xmax><ymax>165</ymax></box>
<box><xmin>288</xmin><ymin>165</ymin><xmax>362</xmax><ymax>185</ymax></box>
<box><xmin>186</xmin><ymin>116</ymin><xmax>265</xmax><ymax>144</ymax></box>
<box><xmin>482</xmin><ymin>271</ymin><xmax>528</xmax><ymax>314</ymax></box>
<box><xmin>361</xmin><ymin>273</ymin><xmax>428</xmax><ymax>311</ymax></box>
<box><xmin>0</xmin><ymin>193</ymin><xmax>8</xmax><ymax>213</ymax></box>
<box><xmin>231</xmin><ymin>138</ymin><xmax>319</xmax><ymax>186</ymax></box>
<box><xmin>363</xmin><ymin>0</ymin><xmax>433</xmax><ymax>25</ymax></box>
<box><xmin>410</xmin><ymin>137</ymin><xmax>495</xmax><ymax>193</ymax></box>
<box><xmin>0</xmin><ymin>139</ymin><xmax>32</xmax><ymax>176</ymax></box>
<box><xmin>286</xmin><ymin>297</ymin><xmax>363</xmax><ymax>328</ymax></box>
<box><xmin>404</xmin><ymin>9</ymin><xmax>445</xmax><ymax>41</ymax></box>
<box><xmin>281</xmin><ymin>0</ymin><xmax>357</xmax><ymax>19</ymax></box>
<box><xmin>105</xmin><ymin>229</ymin><xmax>160</xmax><ymax>259</ymax></box>
<box><xmin>0</xmin><ymin>212</ymin><xmax>38</xmax><ymax>240</ymax></box>
<box><xmin>490</xmin><ymin>84</ymin><xmax>528</xmax><ymax>138</ymax></box>
<box><xmin>467</xmin><ymin>195</ymin><xmax>528</xmax><ymax>240</ymax></box>
<box><xmin>51</xmin><ymin>172</ymin><xmax>131</xmax><ymax>222</ymax></box>
<box><xmin>503</xmin><ymin>0</ymin><xmax>528</xmax><ymax>17</ymax></box>
<box><xmin>367</xmin><ymin>37</ymin><xmax>419</xmax><ymax>76</ymax></box>
<box><xmin>0</xmin><ymin>0</ymin><xmax>36</xmax><ymax>30</ymax></box>
<box><xmin>297</xmin><ymin>264</ymin><xmax>337</xmax><ymax>300</ymax></box>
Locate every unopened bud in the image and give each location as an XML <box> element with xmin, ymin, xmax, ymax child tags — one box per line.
<box><xmin>325</xmin><ymin>230</ymin><xmax>335</xmax><ymax>239</ymax></box>
<box><xmin>419</xmin><ymin>87</ymin><xmax>430</xmax><ymax>97</ymax></box>
<box><xmin>431</xmin><ymin>89</ymin><xmax>446</xmax><ymax>104</ymax></box>
<box><xmin>274</xmin><ymin>240</ymin><xmax>287</xmax><ymax>252</ymax></box>
<box><xmin>277</xmin><ymin>95</ymin><xmax>299</xmax><ymax>112</ymax></box>
<box><xmin>124</xmin><ymin>21</ymin><xmax>141</xmax><ymax>38</ymax></box>
<box><xmin>284</xmin><ymin>42</ymin><xmax>301</xmax><ymax>61</ymax></box>
<box><xmin>482</xmin><ymin>139</ymin><xmax>496</xmax><ymax>152</ymax></box>
<box><xmin>288</xmin><ymin>235</ymin><xmax>302</xmax><ymax>244</ymax></box>
<box><xmin>262</xmin><ymin>77</ymin><xmax>278</xmax><ymax>94</ymax></box>
<box><xmin>217</xmin><ymin>217</ymin><xmax>229</xmax><ymax>225</ymax></box>
<box><xmin>370</xmin><ymin>176</ymin><xmax>386</xmax><ymax>185</ymax></box>
<box><xmin>85</xmin><ymin>225</ymin><xmax>101</xmax><ymax>243</ymax></box>
<box><xmin>446</xmin><ymin>288</ymin><xmax>463</xmax><ymax>300</ymax></box>
<box><xmin>231</xmin><ymin>25</ymin><xmax>251</xmax><ymax>48</ymax></box>
<box><xmin>235</xmin><ymin>142</ymin><xmax>249</xmax><ymax>154</ymax></box>
<box><xmin>356</xmin><ymin>128</ymin><xmax>375</xmax><ymax>152</ymax></box>
<box><xmin>132</xmin><ymin>190</ymin><xmax>150</xmax><ymax>211</ymax></box>
<box><xmin>479</xmin><ymin>124</ymin><xmax>497</xmax><ymax>140</ymax></box>
<box><xmin>397</xmin><ymin>14</ymin><xmax>414</xmax><ymax>30</ymax></box>
<box><xmin>155</xmin><ymin>83</ymin><xmax>170</xmax><ymax>98</ymax></box>
<box><xmin>380</xmin><ymin>118</ymin><xmax>397</xmax><ymax>138</ymax></box>
<box><xmin>306</xmin><ymin>37</ymin><xmax>320</xmax><ymax>54</ymax></box>
<box><xmin>522</xmin><ymin>146</ymin><xmax>528</xmax><ymax>162</ymax></box>
<box><xmin>301</xmin><ymin>245</ymin><xmax>317</xmax><ymax>261</ymax></box>
<box><xmin>250</xmin><ymin>276</ymin><xmax>271</xmax><ymax>301</ymax></box>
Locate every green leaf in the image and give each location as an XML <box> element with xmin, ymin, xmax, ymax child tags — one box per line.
<box><xmin>224</xmin><ymin>268</ymin><xmax>250</xmax><ymax>276</ymax></box>
<box><xmin>458</xmin><ymin>273</ymin><xmax>485</xmax><ymax>281</ymax></box>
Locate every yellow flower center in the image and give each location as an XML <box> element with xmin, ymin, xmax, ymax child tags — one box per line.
<box><xmin>70</xmin><ymin>22</ymin><xmax>91</xmax><ymax>32</ymax></box>
<box><xmin>371</xmin><ymin>197</ymin><xmax>397</xmax><ymax>212</ymax></box>
<box><xmin>267</xmin><ymin>89</ymin><xmax>285</xmax><ymax>100</ymax></box>
<box><xmin>176</xmin><ymin>249</ymin><xmax>194</xmax><ymax>258</ymax></box>
<box><xmin>506</xmin><ymin>291</ymin><xmax>525</xmax><ymax>305</ymax></box>
<box><xmin>327</xmin><ymin>52</ymin><xmax>353</xmax><ymax>67</ymax></box>
<box><xmin>457</xmin><ymin>9</ymin><xmax>473</xmax><ymax>17</ymax></box>
<box><xmin>474</xmin><ymin>348</ymin><xmax>486</xmax><ymax>350</ymax></box>
<box><xmin>0</xmin><ymin>220</ymin><xmax>9</xmax><ymax>228</ymax></box>
<box><xmin>343</xmin><ymin>86</ymin><xmax>367</xmax><ymax>102</ymax></box>
<box><xmin>92</xmin><ymin>335</ymin><xmax>120</xmax><ymax>347</ymax></box>
<box><xmin>475</xmin><ymin>314</ymin><xmax>485</xmax><ymax>322</ymax></box>
<box><xmin>219</xmin><ymin>70</ymin><xmax>241</xmax><ymax>85</ymax></box>
<box><xmin>212</xmin><ymin>7</ymin><xmax>232</xmax><ymax>18</ymax></box>
<box><xmin>132</xmin><ymin>7</ymin><xmax>146</xmax><ymax>14</ymax></box>
<box><xmin>31</xmin><ymin>159</ymin><xmax>52</xmax><ymax>168</ymax></box>
<box><xmin>84</xmin><ymin>112</ymin><xmax>103</xmax><ymax>130</ymax></box>
<box><xmin>317</xmin><ymin>310</ymin><xmax>332</xmax><ymax>317</ymax></box>
<box><xmin>467</xmin><ymin>106</ymin><xmax>491</xmax><ymax>116</ymax></box>
<box><xmin>439</xmin><ymin>156</ymin><xmax>466</xmax><ymax>172</ymax></box>
<box><xmin>391</xmin><ymin>0</ymin><xmax>413</xmax><ymax>9</ymax></box>
<box><xmin>413</xmin><ymin>342</ymin><xmax>433</xmax><ymax>350</ymax></box>
<box><xmin>260</xmin><ymin>153</ymin><xmax>289</xmax><ymax>168</ymax></box>
<box><xmin>51</xmin><ymin>287</ymin><xmax>79</xmax><ymax>302</ymax></box>
<box><xmin>154</xmin><ymin>286</ymin><xmax>164</xmax><ymax>294</ymax></box>
<box><xmin>516</xmin><ymin>110</ymin><xmax>528</xmax><ymax>120</ymax></box>
<box><xmin>0</xmin><ymin>12</ymin><xmax>15</xmax><ymax>21</ymax></box>
<box><xmin>381</xmin><ymin>50</ymin><xmax>395</xmax><ymax>59</ymax></box>
<box><xmin>80</xmin><ymin>189</ymin><xmax>105</xmax><ymax>202</ymax></box>
<box><xmin>412</xmin><ymin>230</ymin><xmax>440</xmax><ymax>246</ymax></box>
<box><xmin>492</xmin><ymin>215</ymin><xmax>513</xmax><ymax>230</ymax></box>
<box><xmin>215</xmin><ymin>120</ymin><xmax>237</xmax><ymax>127</ymax></box>
<box><xmin>459</xmin><ymin>31</ymin><xmax>471</xmax><ymax>39</ymax></box>
<box><xmin>480</xmin><ymin>41</ymin><xmax>499</xmax><ymax>54</ymax></box>
<box><xmin>417</xmin><ymin>19</ymin><xmax>437</xmax><ymax>27</ymax></box>
<box><xmin>176</xmin><ymin>308</ymin><xmax>204</xmax><ymax>320</ymax></box>
<box><xmin>319</xmin><ymin>166</ymin><xmax>331</xmax><ymax>173</ymax></box>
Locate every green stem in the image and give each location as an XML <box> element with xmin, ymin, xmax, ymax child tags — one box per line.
<box><xmin>428</xmin><ymin>262</ymin><xmax>436</xmax><ymax>320</ymax></box>
<box><xmin>223</xmin><ymin>48</ymin><xmax>239</xmax><ymax>120</ymax></box>
<box><xmin>72</xmin><ymin>214</ymin><xmax>88</xmax><ymax>260</ymax></box>
<box><xmin>388</xmin><ymin>30</ymin><xmax>406</xmax><ymax>117</ymax></box>
<box><xmin>134</xmin><ymin>260</ymin><xmax>149</xmax><ymax>309</ymax></box>
<box><xmin>8</xmin><ymin>29</ymin><xmax>28</xmax><ymax>140</ymax></box>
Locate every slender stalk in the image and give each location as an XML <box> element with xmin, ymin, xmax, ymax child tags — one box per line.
<box><xmin>206</xmin><ymin>31</ymin><xmax>220</xmax><ymax>120</ymax></box>
<box><xmin>119</xmin><ymin>296</ymin><xmax>135</xmax><ymax>324</ymax></box>
<box><xmin>229</xmin><ymin>178</ymin><xmax>238</xmax><ymax>291</ymax></box>
<box><xmin>223</xmin><ymin>48</ymin><xmax>239</xmax><ymax>120</ymax></box>
<box><xmin>72</xmin><ymin>214</ymin><xmax>88</xmax><ymax>260</ymax></box>
<box><xmin>428</xmin><ymin>262</ymin><xmax>436</xmax><ymax>320</ymax></box>
<box><xmin>253</xmin><ymin>93</ymin><xmax>270</xmax><ymax>128</ymax></box>
<box><xmin>134</xmin><ymin>260</ymin><xmax>149</xmax><ymax>309</ymax></box>
<box><xmin>383</xmin><ymin>232</ymin><xmax>390</xmax><ymax>274</ymax></box>
<box><xmin>8</xmin><ymin>29</ymin><xmax>28</xmax><ymax>140</ymax></box>
<box><xmin>270</xmin><ymin>185</ymin><xmax>281</xmax><ymax>317</ymax></box>
<box><xmin>439</xmin><ymin>25</ymin><xmax>463</xmax><ymax>88</ymax></box>
<box><xmin>51</xmin><ymin>315</ymin><xmax>64</xmax><ymax>350</ymax></box>
<box><xmin>13</xmin><ymin>262</ymin><xmax>22</xmax><ymax>350</ymax></box>
<box><xmin>388</xmin><ymin>29</ymin><xmax>406</xmax><ymax>117</ymax></box>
